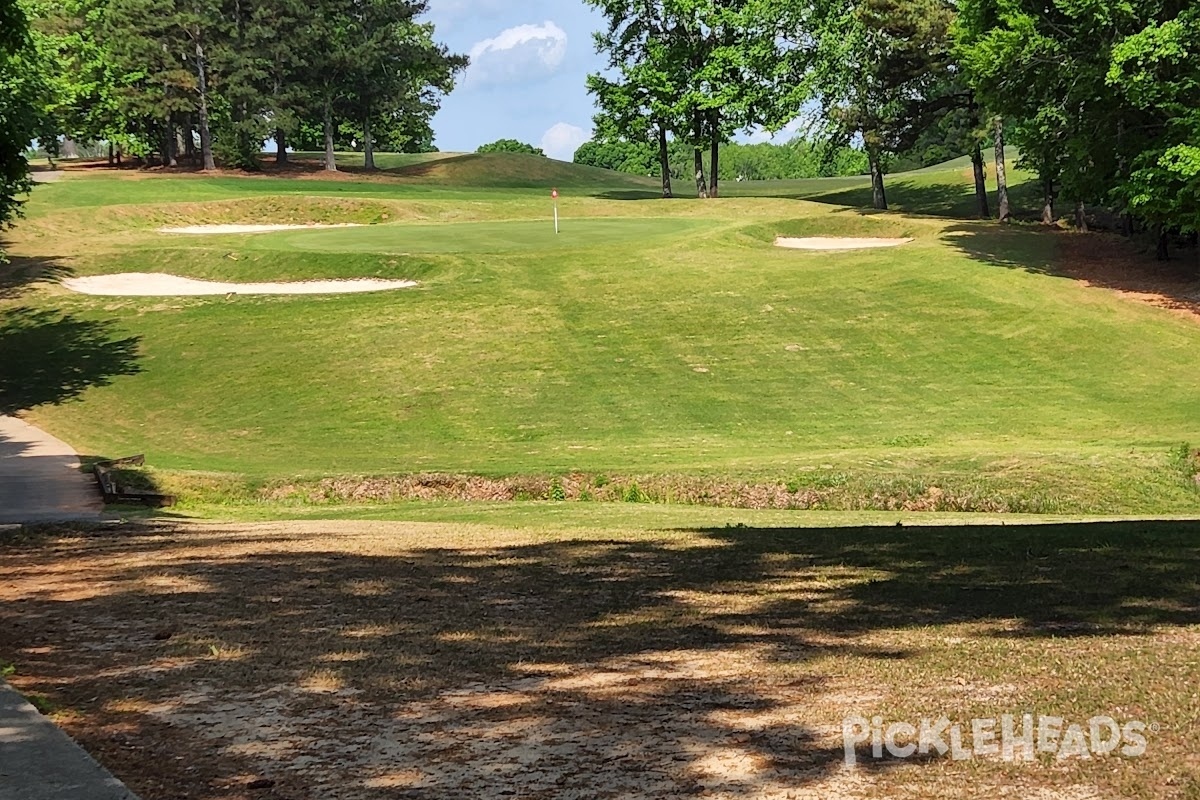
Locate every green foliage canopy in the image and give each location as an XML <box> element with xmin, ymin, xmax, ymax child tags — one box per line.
<box><xmin>476</xmin><ymin>139</ymin><xmax>545</xmax><ymax>157</ymax></box>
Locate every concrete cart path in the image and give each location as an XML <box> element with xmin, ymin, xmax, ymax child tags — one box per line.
<box><xmin>0</xmin><ymin>416</ymin><xmax>101</xmax><ymax>524</ymax></box>
<box><xmin>0</xmin><ymin>681</ymin><xmax>140</xmax><ymax>799</ymax></box>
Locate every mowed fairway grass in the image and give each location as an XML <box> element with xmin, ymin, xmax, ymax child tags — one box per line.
<box><xmin>4</xmin><ymin>152</ymin><xmax>1200</xmax><ymax>513</ymax></box>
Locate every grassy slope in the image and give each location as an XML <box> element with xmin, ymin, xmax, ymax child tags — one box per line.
<box><xmin>5</xmin><ymin>153</ymin><xmax>1200</xmax><ymax>514</ymax></box>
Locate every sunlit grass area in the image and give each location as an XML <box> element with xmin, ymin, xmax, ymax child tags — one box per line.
<box><xmin>3</xmin><ymin>152</ymin><xmax>1199</xmax><ymax>515</ymax></box>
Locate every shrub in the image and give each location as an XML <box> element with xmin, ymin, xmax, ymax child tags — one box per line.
<box><xmin>622</xmin><ymin>482</ymin><xmax>649</xmax><ymax>503</ymax></box>
<box><xmin>476</xmin><ymin>139</ymin><xmax>545</xmax><ymax>157</ymax></box>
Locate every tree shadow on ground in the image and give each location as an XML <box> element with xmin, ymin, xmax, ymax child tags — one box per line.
<box><xmin>0</xmin><ymin>307</ymin><xmax>142</xmax><ymax>415</ymax></box>
<box><xmin>800</xmin><ymin>181</ymin><xmax>983</xmax><ymax>219</ymax></box>
<box><xmin>0</xmin><ymin>253</ymin><xmax>74</xmax><ymax>300</ymax></box>
<box><xmin>0</xmin><ymin>518</ymin><xmax>1196</xmax><ymax>798</ymax></box>
<box><xmin>944</xmin><ymin>224</ymin><xmax>1200</xmax><ymax>319</ymax></box>
<box><xmin>590</xmin><ymin>188</ymin><xmax>666</xmax><ymax>201</ymax></box>
<box><xmin>687</xmin><ymin>521</ymin><xmax>1200</xmax><ymax>636</ymax></box>
<box><xmin>719</xmin><ymin>170</ymin><xmax>1046</xmax><ymax>222</ymax></box>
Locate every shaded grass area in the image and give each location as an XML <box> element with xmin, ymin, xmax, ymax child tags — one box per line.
<box><xmin>286</xmin><ymin>151</ymin><xmax>459</xmax><ymax>171</ymax></box>
<box><xmin>727</xmin><ymin>160</ymin><xmax>1041</xmax><ymax>221</ymax></box>
<box><xmin>0</xmin><ymin>306</ymin><xmax>141</xmax><ymax>415</ymax></box>
<box><xmin>0</xmin><ymin>519</ymin><xmax>1196</xmax><ymax>798</ymax></box>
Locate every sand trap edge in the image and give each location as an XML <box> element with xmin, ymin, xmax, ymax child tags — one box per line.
<box><xmin>61</xmin><ymin>272</ymin><xmax>417</xmax><ymax>297</ymax></box>
<box><xmin>774</xmin><ymin>236</ymin><xmax>914</xmax><ymax>251</ymax></box>
<box><xmin>159</xmin><ymin>223</ymin><xmax>366</xmax><ymax>235</ymax></box>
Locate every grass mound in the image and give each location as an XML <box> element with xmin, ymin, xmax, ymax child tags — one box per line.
<box><xmin>78</xmin><ymin>247</ymin><xmax>442</xmax><ymax>283</ymax></box>
<box><xmin>388</xmin><ymin>152</ymin><xmax>659</xmax><ymax>189</ymax></box>
<box><xmin>742</xmin><ymin>213</ymin><xmax>924</xmax><ymax>245</ymax></box>
<box><xmin>287</xmin><ymin>151</ymin><xmax>458</xmax><ymax>171</ymax></box>
<box><xmin>118</xmin><ymin>196</ymin><xmax>407</xmax><ymax>229</ymax></box>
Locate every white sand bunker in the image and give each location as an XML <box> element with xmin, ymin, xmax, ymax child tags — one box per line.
<box><xmin>159</xmin><ymin>223</ymin><xmax>363</xmax><ymax>235</ymax></box>
<box><xmin>774</xmin><ymin>236</ymin><xmax>913</xmax><ymax>250</ymax></box>
<box><xmin>62</xmin><ymin>272</ymin><xmax>416</xmax><ymax>297</ymax></box>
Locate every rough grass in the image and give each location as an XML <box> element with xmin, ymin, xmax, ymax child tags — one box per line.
<box><xmin>121</xmin><ymin>443</ymin><xmax>1200</xmax><ymax>518</ymax></box>
<box><xmin>1</xmin><ymin>518</ymin><xmax>1196</xmax><ymax>799</ymax></box>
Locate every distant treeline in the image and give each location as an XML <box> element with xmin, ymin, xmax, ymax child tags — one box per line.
<box><xmin>8</xmin><ymin>0</ymin><xmax>465</xmax><ymax>172</ymax></box>
<box><xmin>574</xmin><ymin>138</ymin><xmax>871</xmax><ymax>181</ymax></box>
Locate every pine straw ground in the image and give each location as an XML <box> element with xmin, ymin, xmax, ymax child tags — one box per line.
<box><xmin>1</xmin><ymin>519</ymin><xmax>1198</xmax><ymax>800</ymax></box>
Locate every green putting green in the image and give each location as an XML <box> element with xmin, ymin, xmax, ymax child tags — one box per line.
<box><xmin>265</xmin><ymin>217</ymin><xmax>709</xmax><ymax>254</ymax></box>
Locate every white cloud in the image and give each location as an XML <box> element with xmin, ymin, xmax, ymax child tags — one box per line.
<box><xmin>540</xmin><ymin>122</ymin><xmax>590</xmax><ymax>162</ymax></box>
<box><xmin>465</xmin><ymin>21</ymin><xmax>568</xmax><ymax>87</ymax></box>
<box><xmin>743</xmin><ymin>117</ymin><xmax>807</xmax><ymax>145</ymax></box>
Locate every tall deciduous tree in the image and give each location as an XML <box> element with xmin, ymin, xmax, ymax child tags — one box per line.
<box><xmin>586</xmin><ymin>0</ymin><xmax>680</xmax><ymax>199</ymax></box>
<box><xmin>807</xmin><ymin>0</ymin><xmax>958</xmax><ymax>209</ymax></box>
<box><xmin>589</xmin><ymin>0</ymin><xmax>799</xmax><ymax>199</ymax></box>
<box><xmin>955</xmin><ymin>0</ymin><xmax>1200</xmax><ymax>243</ymax></box>
<box><xmin>0</xmin><ymin>0</ymin><xmax>34</xmax><ymax>251</ymax></box>
<box><xmin>1107</xmin><ymin>3</ymin><xmax>1200</xmax><ymax>243</ymax></box>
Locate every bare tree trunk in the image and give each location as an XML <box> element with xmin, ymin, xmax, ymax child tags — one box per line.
<box><xmin>692</xmin><ymin>114</ymin><xmax>708</xmax><ymax>199</ymax></box>
<box><xmin>184</xmin><ymin>118</ymin><xmax>196</xmax><ymax>164</ymax></box>
<box><xmin>363</xmin><ymin>112</ymin><xmax>376</xmax><ymax>171</ymax></box>
<box><xmin>163</xmin><ymin>120</ymin><xmax>177</xmax><ymax>167</ymax></box>
<box><xmin>693</xmin><ymin>147</ymin><xmax>708</xmax><ymax>199</ymax></box>
<box><xmin>971</xmin><ymin>141</ymin><xmax>990</xmax><ymax>219</ymax></box>
<box><xmin>868</xmin><ymin>148</ymin><xmax>887</xmax><ymax>210</ymax></box>
<box><xmin>275</xmin><ymin>128</ymin><xmax>288</xmax><ymax>165</ymax></box>
<box><xmin>1074</xmin><ymin>200</ymin><xmax>1088</xmax><ymax>232</ymax></box>
<box><xmin>708</xmin><ymin>111</ymin><xmax>719</xmax><ymax>199</ymax></box>
<box><xmin>195</xmin><ymin>41</ymin><xmax>216</xmax><ymax>171</ymax></box>
<box><xmin>323</xmin><ymin>97</ymin><xmax>337</xmax><ymax>172</ymax></box>
<box><xmin>657</xmin><ymin>123</ymin><xmax>672</xmax><ymax>199</ymax></box>
<box><xmin>107</xmin><ymin>142</ymin><xmax>114</xmax><ymax>166</ymax></box>
<box><xmin>994</xmin><ymin>118</ymin><xmax>1010</xmax><ymax>223</ymax></box>
<box><xmin>1041</xmin><ymin>175</ymin><xmax>1056</xmax><ymax>225</ymax></box>
<box><xmin>115</xmin><ymin>144</ymin><xmax>122</xmax><ymax>166</ymax></box>
<box><xmin>1156</xmin><ymin>226</ymin><xmax>1169</xmax><ymax>261</ymax></box>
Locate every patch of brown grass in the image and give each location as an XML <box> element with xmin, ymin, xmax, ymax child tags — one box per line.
<box><xmin>261</xmin><ymin>472</ymin><xmax>1035</xmax><ymax>513</ymax></box>
<box><xmin>1056</xmin><ymin>232</ymin><xmax>1200</xmax><ymax>323</ymax></box>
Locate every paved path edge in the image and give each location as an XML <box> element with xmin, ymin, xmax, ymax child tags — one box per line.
<box><xmin>0</xmin><ymin>680</ymin><xmax>141</xmax><ymax>800</ymax></box>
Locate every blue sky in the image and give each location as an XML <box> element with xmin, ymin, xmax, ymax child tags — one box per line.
<box><xmin>423</xmin><ymin>0</ymin><xmax>607</xmax><ymax>160</ymax></box>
